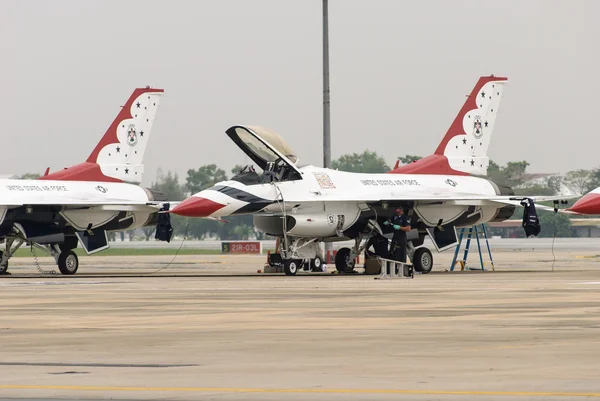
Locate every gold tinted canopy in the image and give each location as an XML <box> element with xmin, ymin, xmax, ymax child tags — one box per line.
<box><xmin>246</xmin><ymin>125</ymin><xmax>299</xmax><ymax>164</ymax></box>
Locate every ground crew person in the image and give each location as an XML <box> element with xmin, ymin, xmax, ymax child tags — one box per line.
<box><xmin>384</xmin><ymin>208</ymin><xmax>411</xmax><ymax>262</ymax></box>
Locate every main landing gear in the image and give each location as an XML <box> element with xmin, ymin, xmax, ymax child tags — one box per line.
<box><xmin>53</xmin><ymin>246</ymin><xmax>79</xmax><ymax>275</ymax></box>
<box><xmin>411</xmin><ymin>247</ymin><xmax>433</xmax><ymax>274</ymax></box>
<box><xmin>0</xmin><ymin>250</ymin><xmax>8</xmax><ymax>274</ymax></box>
<box><xmin>335</xmin><ymin>236</ymin><xmax>434</xmax><ymax>275</ymax></box>
<box><xmin>0</xmin><ymin>237</ymin><xmax>24</xmax><ymax>275</ymax></box>
<box><xmin>274</xmin><ymin>233</ymin><xmax>434</xmax><ymax>276</ymax></box>
<box><xmin>335</xmin><ymin>247</ymin><xmax>356</xmax><ymax>274</ymax></box>
<box><xmin>334</xmin><ymin>234</ymin><xmax>369</xmax><ymax>274</ymax></box>
<box><xmin>0</xmin><ymin>235</ymin><xmax>79</xmax><ymax>275</ymax></box>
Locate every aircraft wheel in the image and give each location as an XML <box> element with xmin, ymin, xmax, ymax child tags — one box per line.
<box><xmin>311</xmin><ymin>255</ymin><xmax>323</xmax><ymax>272</ymax></box>
<box><xmin>58</xmin><ymin>250</ymin><xmax>79</xmax><ymax>275</ymax></box>
<box><xmin>0</xmin><ymin>251</ymin><xmax>7</xmax><ymax>274</ymax></box>
<box><xmin>335</xmin><ymin>247</ymin><xmax>355</xmax><ymax>273</ymax></box>
<box><xmin>283</xmin><ymin>259</ymin><xmax>299</xmax><ymax>276</ymax></box>
<box><xmin>413</xmin><ymin>247</ymin><xmax>433</xmax><ymax>274</ymax></box>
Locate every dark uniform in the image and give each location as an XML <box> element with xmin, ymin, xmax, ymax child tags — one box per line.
<box><xmin>365</xmin><ymin>233</ymin><xmax>389</xmax><ymax>258</ymax></box>
<box><xmin>389</xmin><ymin>213</ymin><xmax>411</xmax><ymax>262</ymax></box>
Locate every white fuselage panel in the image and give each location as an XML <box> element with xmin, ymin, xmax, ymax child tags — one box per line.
<box><xmin>0</xmin><ymin>179</ymin><xmax>149</xmax><ymax>206</ymax></box>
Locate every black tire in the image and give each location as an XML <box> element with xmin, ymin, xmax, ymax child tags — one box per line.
<box><xmin>283</xmin><ymin>259</ymin><xmax>299</xmax><ymax>276</ymax></box>
<box><xmin>413</xmin><ymin>247</ymin><xmax>433</xmax><ymax>274</ymax></box>
<box><xmin>335</xmin><ymin>247</ymin><xmax>355</xmax><ymax>273</ymax></box>
<box><xmin>0</xmin><ymin>251</ymin><xmax>7</xmax><ymax>274</ymax></box>
<box><xmin>58</xmin><ymin>250</ymin><xmax>79</xmax><ymax>275</ymax></box>
<box><xmin>311</xmin><ymin>255</ymin><xmax>323</xmax><ymax>272</ymax></box>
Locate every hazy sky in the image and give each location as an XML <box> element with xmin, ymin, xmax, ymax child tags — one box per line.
<box><xmin>1</xmin><ymin>0</ymin><xmax>597</xmax><ymax>186</ymax></box>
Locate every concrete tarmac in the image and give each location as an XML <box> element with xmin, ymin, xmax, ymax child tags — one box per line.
<box><xmin>1</xmin><ymin>247</ymin><xmax>600</xmax><ymax>400</ymax></box>
<box><xmin>5</xmin><ymin>236</ymin><xmax>600</xmax><ymax>276</ymax></box>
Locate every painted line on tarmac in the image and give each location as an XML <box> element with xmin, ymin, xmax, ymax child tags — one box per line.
<box><xmin>1</xmin><ymin>385</ymin><xmax>599</xmax><ymax>397</ymax></box>
<box><xmin>0</xmin><ymin>362</ymin><xmax>198</xmax><ymax>368</ymax></box>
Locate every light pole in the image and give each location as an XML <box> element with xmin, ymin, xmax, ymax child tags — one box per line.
<box><xmin>323</xmin><ymin>0</ymin><xmax>331</xmax><ymax>170</ymax></box>
<box><xmin>322</xmin><ymin>0</ymin><xmax>333</xmax><ymax>261</ymax></box>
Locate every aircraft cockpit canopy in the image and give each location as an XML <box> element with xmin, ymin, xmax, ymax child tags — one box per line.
<box><xmin>227</xmin><ymin>125</ymin><xmax>302</xmax><ymax>184</ymax></box>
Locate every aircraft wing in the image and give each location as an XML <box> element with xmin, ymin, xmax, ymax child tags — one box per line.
<box><xmin>305</xmin><ymin>193</ymin><xmax>578</xmax><ymax>205</ymax></box>
<box><xmin>551</xmin><ymin>208</ymin><xmax>582</xmax><ymax>215</ymax></box>
<box><xmin>1</xmin><ymin>198</ymin><xmax>173</xmax><ymax>212</ymax></box>
<box><xmin>441</xmin><ymin>195</ymin><xmax>578</xmax><ymax>207</ymax></box>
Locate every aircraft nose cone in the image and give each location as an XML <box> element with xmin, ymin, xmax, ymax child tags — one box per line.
<box><xmin>568</xmin><ymin>193</ymin><xmax>600</xmax><ymax>215</ymax></box>
<box><xmin>170</xmin><ymin>197</ymin><xmax>226</xmax><ymax>217</ymax></box>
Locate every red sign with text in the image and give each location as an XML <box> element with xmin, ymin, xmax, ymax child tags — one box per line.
<box><xmin>221</xmin><ymin>241</ymin><xmax>261</xmax><ymax>254</ymax></box>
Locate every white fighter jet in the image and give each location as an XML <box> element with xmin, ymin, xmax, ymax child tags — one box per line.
<box><xmin>170</xmin><ymin>76</ymin><xmax>567</xmax><ymax>275</ymax></box>
<box><xmin>0</xmin><ymin>87</ymin><xmax>174</xmax><ymax>275</ymax></box>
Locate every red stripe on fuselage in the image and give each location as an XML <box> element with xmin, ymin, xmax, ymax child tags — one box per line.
<box><xmin>387</xmin><ymin>154</ymin><xmax>468</xmax><ymax>176</ymax></box>
<box><xmin>39</xmin><ymin>162</ymin><xmax>123</xmax><ymax>182</ymax></box>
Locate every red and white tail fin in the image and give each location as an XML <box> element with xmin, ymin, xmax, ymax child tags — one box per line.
<box><xmin>40</xmin><ymin>87</ymin><xmax>164</xmax><ymax>184</ymax></box>
<box><xmin>390</xmin><ymin>75</ymin><xmax>507</xmax><ymax>176</ymax></box>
